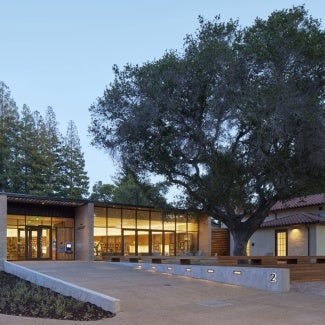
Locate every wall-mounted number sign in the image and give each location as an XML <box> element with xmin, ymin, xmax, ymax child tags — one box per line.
<box><xmin>270</xmin><ymin>273</ymin><xmax>277</xmax><ymax>283</ymax></box>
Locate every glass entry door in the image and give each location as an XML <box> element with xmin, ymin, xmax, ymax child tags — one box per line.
<box><xmin>26</xmin><ymin>226</ymin><xmax>52</xmax><ymax>260</ymax></box>
<box><xmin>275</xmin><ymin>230</ymin><xmax>287</xmax><ymax>256</ymax></box>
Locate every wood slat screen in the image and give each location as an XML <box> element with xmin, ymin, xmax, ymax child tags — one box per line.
<box><xmin>211</xmin><ymin>228</ymin><xmax>230</xmax><ymax>256</ymax></box>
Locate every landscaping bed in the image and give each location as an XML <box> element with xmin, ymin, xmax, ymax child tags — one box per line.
<box><xmin>0</xmin><ymin>271</ymin><xmax>115</xmax><ymax>321</ymax></box>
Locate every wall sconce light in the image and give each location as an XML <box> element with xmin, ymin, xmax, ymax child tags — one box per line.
<box><xmin>185</xmin><ymin>268</ymin><xmax>191</xmax><ymax>272</ymax></box>
<box><xmin>233</xmin><ymin>270</ymin><xmax>242</xmax><ymax>275</ymax></box>
<box><xmin>207</xmin><ymin>269</ymin><xmax>214</xmax><ymax>273</ymax></box>
<box><xmin>151</xmin><ymin>266</ymin><xmax>156</xmax><ymax>270</ymax></box>
<box><xmin>167</xmin><ymin>267</ymin><xmax>173</xmax><ymax>270</ymax></box>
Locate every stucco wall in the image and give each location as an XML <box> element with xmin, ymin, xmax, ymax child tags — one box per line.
<box><xmin>288</xmin><ymin>227</ymin><xmax>308</xmax><ymax>255</ymax></box>
<box><xmin>309</xmin><ymin>225</ymin><xmax>317</xmax><ymax>256</ymax></box>
<box><xmin>316</xmin><ymin>225</ymin><xmax>325</xmax><ymax>255</ymax></box>
<box><xmin>249</xmin><ymin>229</ymin><xmax>274</xmax><ymax>256</ymax></box>
<box><xmin>74</xmin><ymin>203</ymin><xmax>94</xmax><ymax>261</ymax></box>
<box><xmin>0</xmin><ymin>194</ymin><xmax>7</xmax><ymax>269</ymax></box>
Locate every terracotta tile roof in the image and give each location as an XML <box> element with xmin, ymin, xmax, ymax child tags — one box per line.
<box><xmin>271</xmin><ymin>193</ymin><xmax>325</xmax><ymax>211</ymax></box>
<box><xmin>261</xmin><ymin>213</ymin><xmax>325</xmax><ymax>228</ymax></box>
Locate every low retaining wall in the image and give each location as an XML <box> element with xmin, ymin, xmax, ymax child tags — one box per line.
<box><xmin>4</xmin><ymin>261</ymin><xmax>121</xmax><ymax>313</ymax></box>
<box><xmin>117</xmin><ymin>262</ymin><xmax>290</xmax><ymax>292</ymax></box>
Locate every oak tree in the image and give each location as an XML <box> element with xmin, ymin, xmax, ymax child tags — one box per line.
<box><xmin>89</xmin><ymin>7</ymin><xmax>325</xmax><ymax>255</ymax></box>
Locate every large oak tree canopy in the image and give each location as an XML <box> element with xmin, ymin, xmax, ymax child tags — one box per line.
<box><xmin>89</xmin><ymin>7</ymin><xmax>325</xmax><ymax>255</ymax></box>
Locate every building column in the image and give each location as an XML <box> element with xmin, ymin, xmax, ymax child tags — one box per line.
<box><xmin>198</xmin><ymin>215</ymin><xmax>211</xmax><ymax>256</ymax></box>
<box><xmin>74</xmin><ymin>202</ymin><xmax>94</xmax><ymax>261</ymax></box>
<box><xmin>0</xmin><ymin>194</ymin><xmax>7</xmax><ymax>270</ymax></box>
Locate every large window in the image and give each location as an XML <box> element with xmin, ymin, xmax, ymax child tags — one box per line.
<box><xmin>93</xmin><ymin>206</ymin><xmax>199</xmax><ymax>258</ymax></box>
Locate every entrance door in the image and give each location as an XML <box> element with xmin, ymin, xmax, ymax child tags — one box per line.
<box><xmin>275</xmin><ymin>230</ymin><xmax>287</xmax><ymax>256</ymax></box>
<box><xmin>26</xmin><ymin>226</ymin><xmax>52</xmax><ymax>260</ymax></box>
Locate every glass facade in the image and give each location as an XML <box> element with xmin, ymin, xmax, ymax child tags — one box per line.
<box><xmin>94</xmin><ymin>206</ymin><xmax>199</xmax><ymax>258</ymax></box>
<box><xmin>4</xmin><ymin>196</ymin><xmax>199</xmax><ymax>261</ymax></box>
<box><xmin>6</xmin><ymin>205</ymin><xmax>75</xmax><ymax>261</ymax></box>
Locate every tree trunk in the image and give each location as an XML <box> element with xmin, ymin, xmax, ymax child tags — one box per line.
<box><xmin>230</xmin><ymin>227</ymin><xmax>253</xmax><ymax>256</ymax></box>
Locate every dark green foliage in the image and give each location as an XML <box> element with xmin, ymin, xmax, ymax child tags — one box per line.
<box><xmin>59</xmin><ymin>120</ymin><xmax>89</xmax><ymax>199</ymax></box>
<box><xmin>112</xmin><ymin>167</ymin><xmax>169</xmax><ymax>208</ymax></box>
<box><xmin>89</xmin><ymin>180</ymin><xmax>115</xmax><ymax>202</ymax></box>
<box><xmin>0</xmin><ymin>81</ymin><xmax>20</xmax><ymax>192</ymax></box>
<box><xmin>89</xmin><ymin>6</ymin><xmax>325</xmax><ymax>255</ymax></box>
<box><xmin>0</xmin><ymin>81</ymin><xmax>89</xmax><ymax>198</ymax></box>
<box><xmin>16</xmin><ymin>105</ymin><xmax>49</xmax><ymax>194</ymax></box>
<box><xmin>0</xmin><ymin>271</ymin><xmax>114</xmax><ymax>321</ymax></box>
<box><xmin>90</xmin><ymin>167</ymin><xmax>169</xmax><ymax>208</ymax></box>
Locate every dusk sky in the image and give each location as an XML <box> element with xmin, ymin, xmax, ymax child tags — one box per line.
<box><xmin>1</xmin><ymin>0</ymin><xmax>324</xmax><ymax>197</ymax></box>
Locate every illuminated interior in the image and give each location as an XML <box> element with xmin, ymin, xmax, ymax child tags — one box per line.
<box><xmin>5</xmin><ymin>197</ymin><xmax>199</xmax><ymax>260</ymax></box>
<box><xmin>94</xmin><ymin>206</ymin><xmax>199</xmax><ymax>257</ymax></box>
<box><xmin>7</xmin><ymin>212</ymin><xmax>74</xmax><ymax>261</ymax></box>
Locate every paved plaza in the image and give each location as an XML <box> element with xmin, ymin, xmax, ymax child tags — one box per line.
<box><xmin>1</xmin><ymin>261</ymin><xmax>325</xmax><ymax>325</ymax></box>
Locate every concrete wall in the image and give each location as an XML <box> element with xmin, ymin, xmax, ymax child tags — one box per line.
<box><xmin>0</xmin><ymin>194</ymin><xmax>7</xmax><ymax>270</ymax></box>
<box><xmin>199</xmin><ymin>216</ymin><xmax>211</xmax><ymax>256</ymax></box>
<box><xmin>75</xmin><ymin>203</ymin><xmax>94</xmax><ymax>261</ymax></box>
<box><xmin>120</xmin><ymin>262</ymin><xmax>290</xmax><ymax>292</ymax></box>
<box><xmin>4</xmin><ymin>261</ymin><xmax>120</xmax><ymax>313</ymax></box>
<box><xmin>249</xmin><ymin>229</ymin><xmax>274</xmax><ymax>256</ymax></box>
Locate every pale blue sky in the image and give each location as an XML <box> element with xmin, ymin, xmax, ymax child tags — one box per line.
<box><xmin>1</xmin><ymin>0</ymin><xmax>324</xmax><ymax>194</ymax></box>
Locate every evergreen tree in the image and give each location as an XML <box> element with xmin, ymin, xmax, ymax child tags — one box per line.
<box><xmin>0</xmin><ymin>81</ymin><xmax>91</xmax><ymax>198</ymax></box>
<box><xmin>111</xmin><ymin>167</ymin><xmax>168</xmax><ymax>207</ymax></box>
<box><xmin>42</xmin><ymin>106</ymin><xmax>63</xmax><ymax>195</ymax></box>
<box><xmin>60</xmin><ymin>120</ymin><xmax>89</xmax><ymax>198</ymax></box>
<box><xmin>17</xmin><ymin>105</ymin><xmax>48</xmax><ymax>194</ymax></box>
<box><xmin>89</xmin><ymin>181</ymin><xmax>115</xmax><ymax>202</ymax></box>
<box><xmin>0</xmin><ymin>81</ymin><xmax>20</xmax><ymax>192</ymax></box>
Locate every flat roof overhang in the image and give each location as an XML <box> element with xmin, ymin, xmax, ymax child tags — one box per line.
<box><xmin>5</xmin><ymin>193</ymin><xmax>88</xmax><ymax>208</ymax></box>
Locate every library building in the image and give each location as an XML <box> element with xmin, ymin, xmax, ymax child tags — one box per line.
<box><xmin>0</xmin><ymin>193</ymin><xmax>211</xmax><ymax>262</ymax></box>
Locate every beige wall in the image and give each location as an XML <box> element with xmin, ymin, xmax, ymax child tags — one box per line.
<box><xmin>288</xmin><ymin>227</ymin><xmax>308</xmax><ymax>255</ymax></box>
<box><xmin>249</xmin><ymin>229</ymin><xmax>274</xmax><ymax>256</ymax></box>
<box><xmin>198</xmin><ymin>216</ymin><xmax>211</xmax><ymax>256</ymax></box>
<box><xmin>75</xmin><ymin>203</ymin><xmax>94</xmax><ymax>261</ymax></box>
<box><xmin>316</xmin><ymin>225</ymin><xmax>325</xmax><ymax>255</ymax></box>
<box><xmin>0</xmin><ymin>194</ymin><xmax>7</xmax><ymax>269</ymax></box>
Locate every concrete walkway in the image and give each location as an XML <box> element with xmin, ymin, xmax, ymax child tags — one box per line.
<box><xmin>1</xmin><ymin>261</ymin><xmax>325</xmax><ymax>325</ymax></box>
